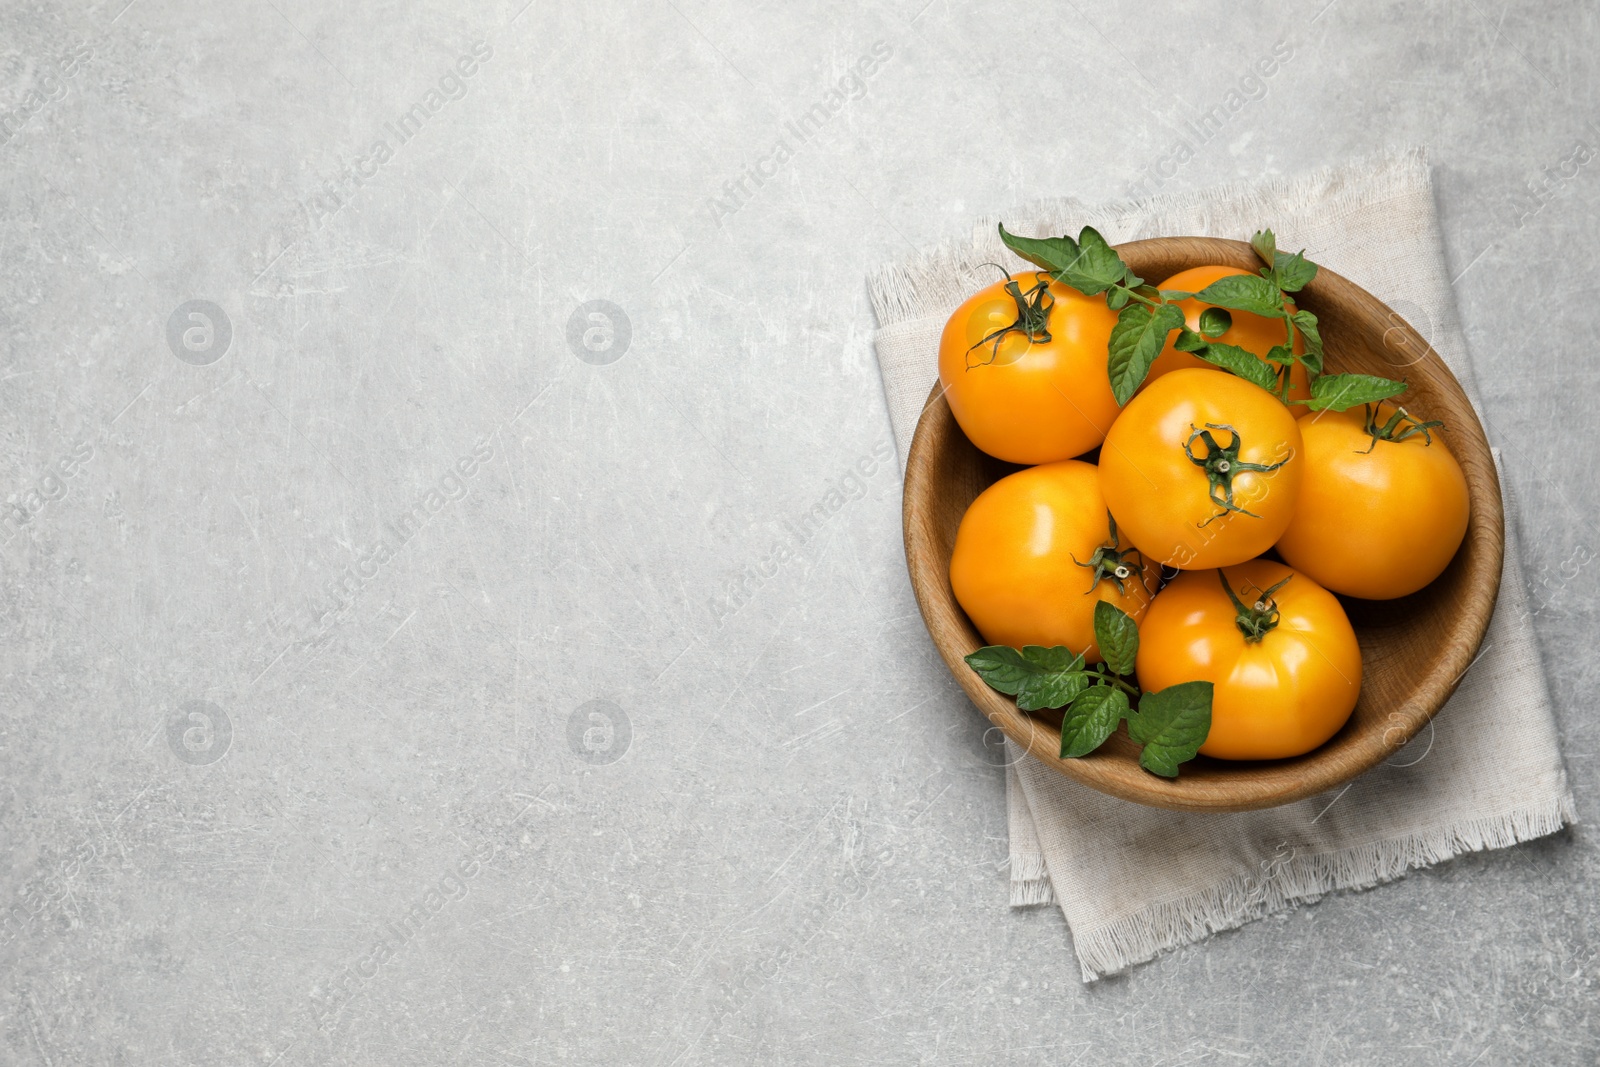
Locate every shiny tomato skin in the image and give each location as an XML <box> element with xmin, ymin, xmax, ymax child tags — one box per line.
<box><xmin>1145</xmin><ymin>265</ymin><xmax>1311</xmax><ymax>404</ymax></box>
<box><xmin>1275</xmin><ymin>405</ymin><xmax>1470</xmax><ymax>599</ymax></box>
<box><xmin>1135</xmin><ymin>559</ymin><xmax>1362</xmax><ymax>760</ymax></box>
<box><xmin>938</xmin><ymin>273</ymin><xmax>1121</xmax><ymax>464</ymax></box>
<box><xmin>949</xmin><ymin>460</ymin><xmax>1157</xmax><ymax>663</ymax></box>
<box><xmin>1099</xmin><ymin>368</ymin><xmax>1304</xmax><ymax>569</ymax></box>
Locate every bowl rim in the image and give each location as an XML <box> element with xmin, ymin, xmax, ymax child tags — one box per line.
<box><xmin>902</xmin><ymin>235</ymin><xmax>1505</xmax><ymax>812</ymax></box>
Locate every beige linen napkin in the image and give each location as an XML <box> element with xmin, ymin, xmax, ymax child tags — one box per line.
<box><xmin>868</xmin><ymin>148</ymin><xmax>1576</xmax><ymax>981</ymax></box>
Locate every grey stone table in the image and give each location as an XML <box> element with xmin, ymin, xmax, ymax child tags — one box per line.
<box><xmin>2</xmin><ymin>1</ymin><xmax>1595</xmax><ymax>1063</ymax></box>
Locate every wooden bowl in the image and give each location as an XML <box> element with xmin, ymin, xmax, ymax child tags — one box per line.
<box><xmin>903</xmin><ymin>236</ymin><xmax>1504</xmax><ymax>812</ymax></box>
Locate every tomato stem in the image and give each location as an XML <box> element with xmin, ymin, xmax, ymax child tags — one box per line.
<box><xmin>1357</xmin><ymin>404</ymin><xmax>1445</xmax><ymax>454</ymax></box>
<box><xmin>1278</xmin><ymin>310</ymin><xmax>1298</xmax><ymax>401</ymax></box>
<box><xmin>1120</xmin><ymin>284</ymin><xmax>1164</xmax><ymax>309</ymax></box>
<box><xmin>1183</xmin><ymin>423</ymin><xmax>1291</xmax><ymax>525</ymax></box>
<box><xmin>1088</xmin><ymin>669</ymin><xmax>1140</xmax><ymax>695</ymax></box>
<box><xmin>1071</xmin><ymin>511</ymin><xmax>1152</xmax><ymax>596</ymax></box>
<box><xmin>1219</xmin><ymin>569</ymin><xmax>1292</xmax><ymax>643</ymax></box>
<box><xmin>966</xmin><ymin>270</ymin><xmax>1054</xmax><ymax>369</ymax></box>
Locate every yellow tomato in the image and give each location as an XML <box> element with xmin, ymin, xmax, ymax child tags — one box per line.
<box><xmin>1135</xmin><ymin>559</ymin><xmax>1362</xmax><ymax>760</ymax></box>
<box><xmin>949</xmin><ymin>460</ymin><xmax>1157</xmax><ymax>662</ymax></box>
<box><xmin>1099</xmin><ymin>368</ymin><xmax>1303</xmax><ymax>569</ymax></box>
<box><xmin>938</xmin><ymin>273</ymin><xmax>1121</xmax><ymax>464</ymax></box>
<box><xmin>1276</xmin><ymin>404</ymin><xmax>1470</xmax><ymax>599</ymax></box>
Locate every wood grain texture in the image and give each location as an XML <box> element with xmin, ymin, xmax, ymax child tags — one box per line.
<box><xmin>903</xmin><ymin>236</ymin><xmax>1505</xmax><ymax>812</ymax></box>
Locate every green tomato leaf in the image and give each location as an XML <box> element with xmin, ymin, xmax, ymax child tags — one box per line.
<box><xmin>1107</xmin><ymin>301</ymin><xmax>1186</xmax><ymax>405</ymax></box>
<box><xmin>1173</xmin><ymin>327</ymin><xmax>1209</xmax><ymax>353</ymax></box>
<box><xmin>1270</xmin><ymin>250</ymin><xmax>1318</xmax><ymax>293</ymax></box>
<box><xmin>1092</xmin><ymin>601</ymin><xmax>1139</xmax><ymax>677</ymax></box>
<box><xmin>1055</xmin><ymin>226</ymin><xmax>1131</xmax><ymax>296</ymax></box>
<box><xmin>1198</xmin><ymin>307</ymin><xmax>1233</xmax><ymax>339</ymax></box>
<box><xmin>1158</xmin><ymin>289</ymin><xmax>1194</xmax><ymax>302</ymax></box>
<box><xmin>1106</xmin><ymin>287</ymin><xmax>1131</xmax><ymax>311</ymax></box>
<box><xmin>1020</xmin><ymin>667</ymin><xmax>1091</xmax><ymax>712</ymax></box>
<box><xmin>962</xmin><ymin>645</ymin><xmax>1036</xmax><ymax>696</ymax></box>
<box><xmin>997</xmin><ymin>224</ymin><xmax>1129</xmax><ymax>297</ymax></box>
<box><xmin>1302</xmin><ymin>372</ymin><xmax>1407</xmax><ymax>411</ymax></box>
<box><xmin>1018</xmin><ymin>644</ymin><xmax>1080</xmax><ymax>672</ymax></box>
<box><xmin>1251</xmin><ymin>229</ymin><xmax>1277</xmax><ymax>266</ymax></box>
<box><xmin>1192</xmin><ymin>342</ymin><xmax>1279</xmax><ymax>392</ymax></box>
<box><xmin>1129</xmin><ymin>680</ymin><xmax>1214</xmax><ymax>778</ymax></box>
<box><xmin>964</xmin><ymin>644</ymin><xmax>1089</xmax><ymax>711</ymax></box>
<box><xmin>1059</xmin><ymin>685</ymin><xmax>1130</xmax><ymax>759</ymax></box>
<box><xmin>1194</xmin><ymin>273</ymin><xmax>1285</xmax><ymax>318</ymax></box>
<box><xmin>1292</xmin><ymin>310</ymin><xmax>1324</xmax><ymax>377</ymax></box>
<box><xmin>997</xmin><ymin>224</ymin><xmax>1078</xmax><ymax>275</ymax></box>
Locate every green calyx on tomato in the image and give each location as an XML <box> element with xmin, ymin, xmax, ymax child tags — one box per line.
<box><xmin>1071</xmin><ymin>512</ymin><xmax>1151</xmax><ymax>596</ymax></box>
<box><xmin>1357</xmin><ymin>403</ymin><xmax>1446</xmax><ymax>454</ymax></box>
<box><xmin>965</xmin><ymin>268</ymin><xmax>1055</xmax><ymax>369</ymax></box>
<box><xmin>998</xmin><ymin>223</ymin><xmax>1412</xmax><ymax>412</ymax></box>
<box><xmin>1217</xmin><ymin>568</ymin><xmax>1292</xmax><ymax>644</ymax></box>
<box><xmin>1183</xmin><ymin>421</ymin><xmax>1290</xmax><ymax>524</ymax></box>
<box><xmin>964</xmin><ymin>601</ymin><xmax>1215</xmax><ymax>778</ymax></box>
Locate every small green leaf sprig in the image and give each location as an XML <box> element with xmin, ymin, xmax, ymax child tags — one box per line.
<box><xmin>997</xmin><ymin>224</ymin><xmax>1188</xmax><ymax>405</ymax></box>
<box><xmin>997</xmin><ymin>224</ymin><xmax>1411</xmax><ymax>412</ymax></box>
<box><xmin>963</xmin><ymin>601</ymin><xmax>1213</xmax><ymax>778</ymax></box>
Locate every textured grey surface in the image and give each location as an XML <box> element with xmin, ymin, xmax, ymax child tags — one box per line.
<box><xmin>0</xmin><ymin>0</ymin><xmax>1596</xmax><ymax>1063</ymax></box>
